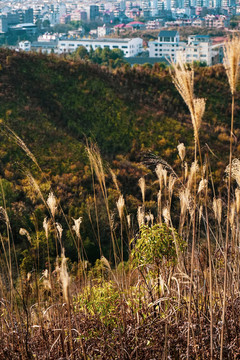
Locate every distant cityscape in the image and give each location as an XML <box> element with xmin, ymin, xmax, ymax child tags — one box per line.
<box><xmin>0</xmin><ymin>0</ymin><xmax>238</xmax><ymax>65</ymax></box>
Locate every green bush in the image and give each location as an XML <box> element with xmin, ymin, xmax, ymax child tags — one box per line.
<box><xmin>131</xmin><ymin>224</ymin><xmax>185</xmax><ymax>269</ymax></box>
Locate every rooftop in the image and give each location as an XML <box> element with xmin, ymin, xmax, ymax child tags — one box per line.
<box><xmin>158</xmin><ymin>30</ymin><xmax>179</xmax><ymax>37</ymax></box>
<box><xmin>59</xmin><ymin>37</ymin><xmax>141</xmax><ymax>43</ymax></box>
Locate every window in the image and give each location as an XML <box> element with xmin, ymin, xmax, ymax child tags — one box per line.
<box><xmin>164</xmin><ymin>37</ymin><xmax>170</xmax><ymax>42</ymax></box>
<box><xmin>69</xmin><ymin>44</ymin><xmax>75</xmax><ymax>47</ymax></box>
<box><xmin>122</xmin><ymin>46</ymin><xmax>127</xmax><ymax>48</ymax></box>
<box><xmin>113</xmin><ymin>45</ymin><xmax>118</xmax><ymax>48</ymax></box>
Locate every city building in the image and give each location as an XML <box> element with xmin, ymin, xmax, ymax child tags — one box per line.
<box><xmin>57</xmin><ymin>37</ymin><xmax>143</xmax><ymax>57</ymax></box>
<box><xmin>86</xmin><ymin>5</ymin><xmax>99</xmax><ymax>21</ymax></box>
<box><xmin>176</xmin><ymin>35</ymin><xmax>213</xmax><ymax>65</ymax></box>
<box><xmin>0</xmin><ymin>16</ymin><xmax>8</xmax><ymax>33</ymax></box>
<box><xmin>19</xmin><ymin>40</ymin><xmax>31</xmax><ymax>51</ymax></box>
<box><xmin>148</xmin><ymin>30</ymin><xmax>181</xmax><ymax>61</ymax></box>
<box><xmin>97</xmin><ymin>25</ymin><xmax>112</xmax><ymax>37</ymax></box>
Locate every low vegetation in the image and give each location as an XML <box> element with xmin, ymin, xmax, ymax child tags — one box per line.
<box><xmin>0</xmin><ymin>42</ymin><xmax>240</xmax><ymax>358</ymax></box>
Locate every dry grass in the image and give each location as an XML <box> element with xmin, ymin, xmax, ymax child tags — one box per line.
<box><xmin>0</xmin><ymin>37</ymin><xmax>240</xmax><ymax>359</ymax></box>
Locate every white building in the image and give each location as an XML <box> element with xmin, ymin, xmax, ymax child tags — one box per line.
<box><xmin>148</xmin><ymin>30</ymin><xmax>181</xmax><ymax>61</ymax></box>
<box><xmin>97</xmin><ymin>25</ymin><xmax>112</xmax><ymax>38</ymax></box>
<box><xmin>19</xmin><ymin>40</ymin><xmax>31</xmax><ymax>52</ymax></box>
<box><xmin>176</xmin><ymin>35</ymin><xmax>213</xmax><ymax>65</ymax></box>
<box><xmin>57</xmin><ymin>38</ymin><xmax>143</xmax><ymax>57</ymax></box>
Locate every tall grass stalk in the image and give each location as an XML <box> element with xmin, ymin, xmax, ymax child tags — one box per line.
<box><xmin>220</xmin><ymin>36</ymin><xmax>240</xmax><ymax>360</ymax></box>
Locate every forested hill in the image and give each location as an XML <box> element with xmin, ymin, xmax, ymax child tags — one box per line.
<box><xmin>0</xmin><ymin>48</ymin><xmax>238</xmax><ymax>267</ymax></box>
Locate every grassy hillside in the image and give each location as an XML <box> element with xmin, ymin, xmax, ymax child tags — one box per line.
<box><xmin>1</xmin><ymin>47</ymin><xmax>240</xmax><ymax>359</ymax></box>
<box><xmin>0</xmin><ymin>49</ymin><xmax>238</xmax><ymax>266</ymax></box>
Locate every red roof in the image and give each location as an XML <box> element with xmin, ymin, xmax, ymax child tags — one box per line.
<box><xmin>127</xmin><ymin>21</ymin><xmax>144</xmax><ymax>25</ymax></box>
<box><xmin>114</xmin><ymin>23</ymin><xmax>126</xmax><ymax>28</ymax></box>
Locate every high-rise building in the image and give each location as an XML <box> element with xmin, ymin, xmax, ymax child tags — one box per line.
<box><xmin>86</xmin><ymin>5</ymin><xmax>99</xmax><ymax>21</ymax></box>
<box><xmin>0</xmin><ymin>16</ymin><xmax>8</xmax><ymax>33</ymax></box>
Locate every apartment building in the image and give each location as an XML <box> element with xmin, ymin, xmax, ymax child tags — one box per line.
<box><xmin>148</xmin><ymin>30</ymin><xmax>181</xmax><ymax>61</ymax></box>
<box><xmin>176</xmin><ymin>35</ymin><xmax>213</xmax><ymax>65</ymax></box>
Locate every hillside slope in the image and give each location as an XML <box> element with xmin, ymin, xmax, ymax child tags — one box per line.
<box><xmin>0</xmin><ymin>49</ymin><xmax>238</xmax><ymax>265</ymax></box>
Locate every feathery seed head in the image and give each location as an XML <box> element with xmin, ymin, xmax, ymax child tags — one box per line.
<box><xmin>137</xmin><ymin>206</ymin><xmax>145</xmax><ymax>228</ymax></box>
<box><xmin>184</xmin><ymin>162</ymin><xmax>188</xmax><ymax>181</ymax></box>
<box><xmin>43</xmin><ymin>217</ymin><xmax>49</xmax><ymax>240</ymax></box>
<box><xmin>0</xmin><ymin>207</ymin><xmax>9</xmax><ymax>226</ymax></box>
<box><xmin>47</xmin><ymin>192</ymin><xmax>57</xmax><ymax>218</ymax></box>
<box><xmin>138</xmin><ymin>177</ymin><xmax>146</xmax><ymax>203</ymax></box>
<box><xmin>191</xmin><ymin>98</ymin><xmax>206</xmax><ymax>142</ymax></box>
<box><xmin>187</xmin><ymin>161</ymin><xmax>199</xmax><ymax>188</ymax></box>
<box><xmin>156</xmin><ymin>164</ymin><xmax>163</xmax><ymax>190</ymax></box>
<box><xmin>116</xmin><ymin>194</ymin><xmax>125</xmax><ymax>220</ymax></box>
<box><xmin>170</xmin><ymin>57</ymin><xmax>194</xmax><ymax>113</ymax></box>
<box><xmin>56</xmin><ymin>222</ymin><xmax>63</xmax><ymax>241</ymax></box>
<box><xmin>225</xmin><ymin>158</ymin><xmax>240</xmax><ymax>187</ymax></box>
<box><xmin>198</xmin><ymin>179</ymin><xmax>208</xmax><ymax>194</ymax></box>
<box><xmin>162</xmin><ymin>207</ymin><xmax>171</xmax><ymax>226</ymax></box>
<box><xmin>72</xmin><ymin>217</ymin><xmax>82</xmax><ymax>239</ymax></box>
<box><xmin>59</xmin><ymin>249</ymin><xmax>70</xmax><ymax>305</ymax></box>
<box><xmin>168</xmin><ymin>174</ymin><xmax>176</xmax><ymax>199</ymax></box>
<box><xmin>213</xmin><ymin>198</ymin><xmax>222</xmax><ymax>224</ymax></box>
<box><xmin>235</xmin><ymin>188</ymin><xmax>240</xmax><ymax>214</ymax></box>
<box><xmin>127</xmin><ymin>214</ymin><xmax>131</xmax><ymax>229</ymax></box>
<box><xmin>230</xmin><ymin>201</ymin><xmax>236</xmax><ymax>228</ymax></box>
<box><xmin>19</xmin><ymin>228</ymin><xmax>32</xmax><ymax>244</ymax></box>
<box><xmin>162</xmin><ymin>169</ymin><xmax>168</xmax><ymax>187</ymax></box>
<box><xmin>223</xmin><ymin>36</ymin><xmax>240</xmax><ymax>95</ymax></box>
<box><xmin>179</xmin><ymin>188</ymin><xmax>191</xmax><ymax>216</ymax></box>
<box><xmin>177</xmin><ymin>143</ymin><xmax>186</xmax><ymax>162</ymax></box>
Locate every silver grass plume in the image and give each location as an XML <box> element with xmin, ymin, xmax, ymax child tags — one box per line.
<box><xmin>213</xmin><ymin>198</ymin><xmax>222</xmax><ymax>224</ymax></box>
<box><xmin>179</xmin><ymin>188</ymin><xmax>191</xmax><ymax>217</ymax></box>
<box><xmin>138</xmin><ymin>177</ymin><xmax>146</xmax><ymax>204</ymax></box>
<box><xmin>72</xmin><ymin>217</ymin><xmax>82</xmax><ymax>239</ymax></box>
<box><xmin>116</xmin><ymin>194</ymin><xmax>125</xmax><ymax>220</ymax></box>
<box><xmin>230</xmin><ymin>201</ymin><xmax>236</xmax><ymax>228</ymax></box>
<box><xmin>56</xmin><ymin>222</ymin><xmax>63</xmax><ymax>241</ymax></box>
<box><xmin>198</xmin><ymin>179</ymin><xmax>208</xmax><ymax>194</ymax></box>
<box><xmin>168</xmin><ymin>174</ymin><xmax>176</xmax><ymax>199</ymax></box>
<box><xmin>19</xmin><ymin>228</ymin><xmax>32</xmax><ymax>244</ymax></box>
<box><xmin>223</xmin><ymin>36</ymin><xmax>240</xmax><ymax>95</ymax></box>
<box><xmin>225</xmin><ymin>158</ymin><xmax>240</xmax><ymax>187</ymax></box>
<box><xmin>184</xmin><ymin>162</ymin><xmax>188</xmax><ymax>181</ymax></box>
<box><xmin>170</xmin><ymin>58</ymin><xmax>205</xmax><ymax>142</ymax></box>
<box><xmin>235</xmin><ymin>188</ymin><xmax>240</xmax><ymax>214</ymax></box>
<box><xmin>109</xmin><ymin>168</ymin><xmax>120</xmax><ymax>193</ymax></box>
<box><xmin>127</xmin><ymin>214</ymin><xmax>131</xmax><ymax>229</ymax></box>
<box><xmin>170</xmin><ymin>57</ymin><xmax>194</xmax><ymax>115</ymax></box>
<box><xmin>187</xmin><ymin>161</ymin><xmax>199</xmax><ymax>189</ymax></box>
<box><xmin>177</xmin><ymin>143</ymin><xmax>186</xmax><ymax>162</ymax></box>
<box><xmin>162</xmin><ymin>206</ymin><xmax>171</xmax><ymax>227</ymax></box>
<box><xmin>47</xmin><ymin>192</ymin><xmax>57</xmax><ymax>218</ymax></box>
<box><xmin>60</xmin><ymin>249</ymin><xmax>70</xmax><ymax>305</ymax></box>
<box><xmin>191</xmin><ymin>98</ymin><xmax>206</xmax><ymax>143</ymax></box>
<box><xmin>137</xmin><ymin>206</ymin><xmax>145</xmax><ymax>228</ymax></box>
<box><xmin>156</xmin><ymin>164</ymin><xmax>163</xmax><ymax>190</ymax></box>
<box><xmin>43</xmin><ymin>217</ymin><xmax>49</xmax><ymax>240</ymax></box>
<box><xmin>0</xmin><ymin>207</ymin><xmax>10</xmax><ymax>226</ymax></box>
